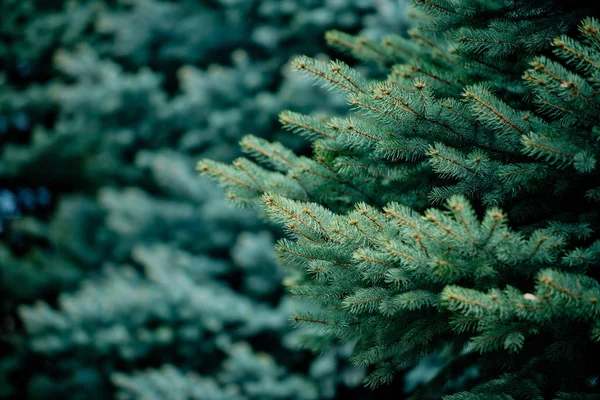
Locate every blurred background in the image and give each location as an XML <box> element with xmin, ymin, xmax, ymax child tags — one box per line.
<box><xmin>0</xmin><ymin>1</ymin><xmax>412</xmax><ymax>398</ymax></box>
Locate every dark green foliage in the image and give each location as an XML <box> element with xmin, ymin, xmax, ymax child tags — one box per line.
<box><xmin>0</xmin><ymin>0</ymin><xmax>412</xmax><ymax>399</ymax></box>
<box><xmin>202</xmin><ymin>1</ymin><xmax>600</xmax><ymax>398</ymax></box>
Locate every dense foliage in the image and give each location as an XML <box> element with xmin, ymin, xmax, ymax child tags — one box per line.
<box><xmin>202</xmin><ymin>0</ymin><xmax>600</xmax><ymax>398</ymax></box>
<box><xmin>0</xmin><ymin>0</ymin><xmax>411</xmax><ymax>398</ymax></box>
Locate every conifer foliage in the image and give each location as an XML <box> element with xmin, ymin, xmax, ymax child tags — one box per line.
<box><xmin>0</xmin><ymin>1</ymin><xmax>411</xmax><ymax>398</ymax></box>
<box><xmin>201</xmin><ymin>1</ymin><xmax>600</xmax><ymax>398</ymax></box>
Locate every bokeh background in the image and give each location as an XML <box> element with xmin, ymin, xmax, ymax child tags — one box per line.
<box><xmin>0</xmin><ymin>1</ymin><xmax>413</xmax><ymax>398</ymax></box>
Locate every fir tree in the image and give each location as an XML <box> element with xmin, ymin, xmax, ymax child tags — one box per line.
<box><xmin>201</xmin><ymin>1</ymin><xmax>600</xmax><ymax>398</ymax></box>
<box><xmin>0</xmin><ymin>1</ymin><xmax>411</xmax><ymax>398</ymax></box>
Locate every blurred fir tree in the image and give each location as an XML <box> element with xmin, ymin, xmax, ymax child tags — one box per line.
<box><xmin>0</xmin><ymin>0</ymin><xmax>412</xmax><ymax>399</ymax></box>
<box><xmin>202</xmin><ymin>0</ymin><xmax>600</xmax><ymax>398</ymax></box>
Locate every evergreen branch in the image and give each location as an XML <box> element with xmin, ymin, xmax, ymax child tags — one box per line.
<box><xmin>240</xmin><ymin>135</ymin><xmax>295</xmax><ymax>170</ymax></box>
<box><xmin>384</xmin><ymin>205</ymin><xmax>439</xmax><ymax>242</ymax></box>
<box><xmin>410</xmin><ymin>65</ymin><xmax>456</xmax><ymax>87</ymax></box>
<box><xmin>329</xmin><ymin>60</ymin><xmax>368</xmax><ymax>94</ymax></box>
<box><xmin>326</xmin><ymin>31</ymin><xmax>390</xmax><ymax>63</ymax></box>
<box><xmin>326</xmin><ymin>30</ymin><xmax>365</xmax><ymax>54</ymax></box>
<box><xmin>539</xmin><ymin>275</ymin><xmax>582</xmax><ymax>300</ymax></box>
<box><xmin>293</xmin><ymin>56</ymin><xmax>355</xmax><ymax>93</ymax></box>
<box><xmin>428</xmin><ymin>147</ymin><xmax>475</xmax><ymax>175</ymax></box>
<box><xmin>279</xmin><ymin>111</ymin><xmax>334</xmax><ymax>139</ymax></box>
<box><xmin>198</xmin><ymin>162</ymin><xmax>257</xmax><ymax>191</ymax></box>
<box><xmin>582</xmin><ymin>18</ymin><xmax>600</xmax><ymax>44</ymax></box>
<box><xmin>278</xmin><ymin>245</ymin><xmax>318</xmax><ymax>262</ymax></box>
<box><xmin>463</xmin><ymin>89</ymin><xmax>527</xmax><ymax>136</ymax></box>
<box><xmin>413</xmin><ymin>0</ymin><xmax>456</xmax><ymax>15</ymax></box>
<box><xmin>376</xmin><ymin>84</ymin><xmax>473</xmax><ymax>144</ymax></box>
<box><xmin>356</xmin><ymin>253</ymin><xmax>395</xmax><ymax>269</ymax></box>
<box><xmin>382</xmin><ymin>37</ymin><xmax>416</xmax><ymax>59</ymax></box>
<box><xmin>408</xmin><ymin>30</ymin><xmax>458</xmax><ymax>65</ymax></box>
<box><xmin>387</xmin><ymin>242</ymin><xmax>417</xmax><ymax>262</ymax></box>
<box><xmin>358</xmin><ymin>208</ymin><xmax>385</xmax><ymax>231</ymax></box>
<box><xmin>264</xmin><ymin>193</ymin><xmax>329</xmax><ymax>242</ymax></box>
<box><xmin>234</xmin><ymin>160</ymin><xmax>267</xmax><ymax>192</ymax></box>
<box><xmin>553</xmin><ymin>37</ymin><xmax>598</xmax><ymax>70</ymax></box>
<box><xmin>291</xmin><ymin>316</ymin><xmax>331</xmax><ymax>325</ymax></box>
<box><xmin>425</xmin><ymin>212</ymin><xmax>466</xmax><ymax>242</ymax></box>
